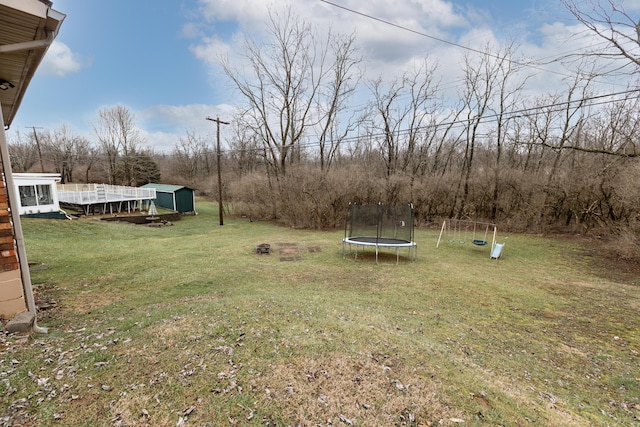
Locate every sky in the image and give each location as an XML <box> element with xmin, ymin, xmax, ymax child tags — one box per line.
<box><xmin>6</xmin><ymin>0</ymin><xmax>640</xmax><ymax>153</ymax></box>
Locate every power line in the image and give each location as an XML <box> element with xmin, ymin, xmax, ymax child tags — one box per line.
<box><xmin>235</xmin><ymin>88</ymin><xmax>639</xmax><ymax>154</ymax></box>
<box><xmin>13</xmin><ymin>88</ymin><xmax>639</xmax><ymax>160</ymax></box>
<box><xmin>320</xmin><ymin>0</ymin><xmax>634</xmax><ymax>96</ymax></box>
<box><xmin>318</xmin><ymin>0</ymin><xmax>581</xmax><ymax>80</ymax></box>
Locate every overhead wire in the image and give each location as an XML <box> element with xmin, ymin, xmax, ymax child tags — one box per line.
<box><xmin>228</xmin><ymin>87</ymin><xmax>640</xmax><ymax>155</ymax></box>
<box><xmin>320</xmin><ymin>0</ymin><xmax>634</xmax><ymax>98</ymax></box>
<box><xmin>318</xmin><ymin>0</ymin><xmax>596</xmax><ymax>81</ymax></box>
<box><xmin>13</xmin><ymin>86</ymin><xmax>639</xmax><ymax>161</ymax></box>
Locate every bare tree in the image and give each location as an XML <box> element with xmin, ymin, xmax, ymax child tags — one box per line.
<box><xmin>530</xmin><ymin>2</ymin><xmax>640</xmax><ymax>160</ymax></box>
<box><xmin>93</xmin><ymin>105</ymin><xmax>145</xmax><ymax>185</ymax></box>
<box><xmin>561</xmin><ymin>0</ymin><xmax>640</xmax><ymax>75</ymax></box>
<box><xmin>172</xmin><ymin>129</ymin><xmax>214</xmax><ymax>183</ymax></box>
<box><xmin>7</xmin><ymin>130</ymin><xmax>38</xmax><ymax>173</ymax></box>
<box><xmin>586</xmin><ymin>91</ymin><xmax>640</xmax><ymax>156</ymax></box>
<box><xmin>487</xmin><ymin>44</ymin><xmax>526</xmax><ymax>220</ymax></box>
<box><xmin>366</xmin><ymin>59</ymin><xmax>442</xmax><ymax>178</ymax></box>
<box><xmin>533</xmin><ymin>72</ymin><xmax>595</xmax><ymax>227</ymax></box>
<box><xmin>44</xmin><ymin>124</ymin><xmax>90</xmax><ymax>183</ymax></box>
<box><xmin>82</xmin><ymin>143</ymin><xmax>100</xmax><ymax>183</ymax></box>
<box><xmin>367</xmin><ymin>76</ymin><xmax>406</xmax><ymax>177</ymax></box>
<box><xmin>314</xmin><ymin>31</ymin><xmax>362</xmax><ymax>173</ymax></box>
<box><xmin>219</xmin><ymin>6</ymin><xmax>361</xmax><ymax>179</ymax></box>
<box><xmin>227</xmin><ymin>120</ymin><xmax>262</xmax><ymax>177</ymax></box>
<box><xmin>454</xmin><ymin>46</ymin><xmax>506</xmax><ymax>218</ymax></box>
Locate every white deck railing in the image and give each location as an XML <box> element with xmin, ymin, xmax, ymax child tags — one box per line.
<box><xmin>57</xmin><ymin>183</ymin><xmax>156</xmax><ymax>205</ymax></box>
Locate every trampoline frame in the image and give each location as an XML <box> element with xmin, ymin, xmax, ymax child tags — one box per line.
<box><xmin>342</xmin><ymin>203</ymin><xmax>417</xmax><ymax>264</ymax></box>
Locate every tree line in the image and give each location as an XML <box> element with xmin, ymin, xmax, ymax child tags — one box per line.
<box><xmin>9</xmin><ymin>106</ymin><xmax>160</xmax><ymax>186</ymax></box>
<box><xmin>7</xmin><ymin>1</ymin><xmax>640</xmax><ymax>254</ymax></box>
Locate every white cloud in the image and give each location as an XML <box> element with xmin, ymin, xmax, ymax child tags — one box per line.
<box><xmin>179</xmin><ymin>0</ymin><xmax>631</xmax><ymax>150</ymax></box>
<box><xmin>190</xmin><ymin>36</ymin><xmax>230</xmax><ymax>66</ymax></box>
<box><xmin>189</xmin><ymin>0</ymin><xmax>469</xmax><ymax>70</ymax></box>
<box><xmin>196</xmin><ymin>0</ymin><xmax>277</xmax><ymax>26</ymax></box>
<box><xmin>181</xmin><ymin>22</ymin><xmax>203</xmax><ymax>39</ymax></box>
<box><xmin>620</xmin><ymin>0</ymin><xmax>640</xmax><ymax>11</ymax></box>
<box><xmin>40</xmin><ymin>41</ymin><xmax>87</xmax><ymax>76</ymax></box>
<box><xmin>140</xmin><ymin>130</ymin><xmax>182</xmax><ymax>154</ymax></box>
<box><xmin>138</xmin><ymin>103</ymin><xmax>237</xmax><ymax>152</ymax></box>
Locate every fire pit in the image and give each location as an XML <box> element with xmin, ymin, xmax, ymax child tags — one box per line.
<box><xmin>255</xmin><ymin>243</ymin><xmax>271</xmax><ymax>255</ymax></box>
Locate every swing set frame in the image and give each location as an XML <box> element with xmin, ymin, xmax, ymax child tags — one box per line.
<box><xmin>436</xmin><ymin>219</ymin><xmax>497</xmax><ymax>254</ymax></box>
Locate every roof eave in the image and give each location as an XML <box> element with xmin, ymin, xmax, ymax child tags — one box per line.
<box><xmin>0</xmin><ymin>0</ymin><xmax>66</xmax><ymax>127</ymax></box>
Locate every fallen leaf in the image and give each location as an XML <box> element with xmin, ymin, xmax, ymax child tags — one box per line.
<box><xmin>182</xmin><ymin>405</ymin><xmax>195</xmax><ymax>416</ymax></box>
<box><xmin>339</xmin><ymin>414</ymin><xmax>354</xmax><ymax>425</ymax></box>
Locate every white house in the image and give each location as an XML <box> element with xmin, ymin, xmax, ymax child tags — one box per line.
<box><xmin>13</xmin><ymin>173</ymin><xmax>66</xmax><ymax>218</ymax></box>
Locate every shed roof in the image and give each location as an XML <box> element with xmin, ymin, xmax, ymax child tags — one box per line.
<box><xmin>141</xmin><ymin>183</ymin><xmax>193</xmax><ymax>193</ymax></box>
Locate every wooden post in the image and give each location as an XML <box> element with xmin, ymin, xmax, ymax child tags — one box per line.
<box><xmin>206</xmin><ymin>116</ymin><xmax>229</xmax><ymax>225</ymax></box>
<box><xmin>30</xmin><ymin>126</ymin><xmax>45</xmax><ymax>173</ymax></box>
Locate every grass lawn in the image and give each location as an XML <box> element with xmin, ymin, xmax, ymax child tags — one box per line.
<box><xmin>1</xmin><ymin>198</ymin><xmax>639</xmax><ymax>426</ymax></box>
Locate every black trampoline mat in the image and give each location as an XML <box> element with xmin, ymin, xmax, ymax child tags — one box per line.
<box><xmin>347</xmin><ymin>237</ymin><xmax>411</xmax><ymax>245</ymax></box>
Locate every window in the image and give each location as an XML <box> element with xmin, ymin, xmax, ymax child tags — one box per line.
<box><xmin>19</xmin><ymin>184</ymin><xmax>54</xmax><ymax>207</ymax></box>
<box><xmin>36</xmin><ymin>184</ymin><xmax>53</xmax><ymax>205</ymax></box>
<box><xmin>19</xmin><ymin>185</ymin><xmax>37</xmax><ymax>207</ymax></box>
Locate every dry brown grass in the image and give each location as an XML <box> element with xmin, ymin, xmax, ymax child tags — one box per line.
<box><xmin>608</xmin><ymin>226</ymin><xmax>640</xmax><ymax>260</ymax></box>
<box><xmin>251</xmin><ymin>354</ymin><xmax>462</xmax><ymax>426</ymax></box>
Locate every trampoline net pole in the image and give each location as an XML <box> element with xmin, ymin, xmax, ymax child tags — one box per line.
<box><xmin>437</xmin><ymin>220</ymin><xmax>446</xmax><ymax>248</ymax></box>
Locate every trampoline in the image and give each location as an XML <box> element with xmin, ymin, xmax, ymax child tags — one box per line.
<box><xmin>342</xmin><ymin>203</ymin><xmax>417</xmax><ymax>264</ymax></box>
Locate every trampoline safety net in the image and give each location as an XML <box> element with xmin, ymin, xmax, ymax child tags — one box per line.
<box><xmin>346</xmin><ymin>203</ymin><xmax>414</xmax><ymax>244</ymax></box>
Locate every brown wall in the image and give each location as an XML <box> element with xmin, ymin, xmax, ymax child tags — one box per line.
<box><xmin>0</xmin><ymin>174</ymin><xmax>26</xmax><ymax>319</ymax></box>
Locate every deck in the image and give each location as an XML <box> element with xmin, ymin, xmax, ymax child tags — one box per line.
<box><xmin>57</xmin><ymin>183</ymin><xmax>157</xmax><ymax>215</ymax></box>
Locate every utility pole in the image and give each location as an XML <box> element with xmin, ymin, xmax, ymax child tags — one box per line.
<box><xmin>29</xmin><ymin>126</ymin><xmax>45</xmax><ymax>173</ymax></box>
<box><xmin>206</xmin><ymin>116</ymin><xmax>229</xmax><ymax>225</ymax></box>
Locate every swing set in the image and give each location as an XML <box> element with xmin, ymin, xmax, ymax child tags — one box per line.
<box><xmin>436</xmin><ymin>219</ymin><xmax>503</xmax><ymax>258</ymax></box>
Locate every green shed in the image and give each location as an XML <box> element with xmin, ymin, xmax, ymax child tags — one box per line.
<box><xmin>141</xmin><ymin>183</ymin><xmax>196</xmax><ymax>214</ymax></box>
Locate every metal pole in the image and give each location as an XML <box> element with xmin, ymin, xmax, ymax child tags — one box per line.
<box><xmin>206</xmin><ymin>116</ymin><xmax>229</xmax><ymax>225</ymax></box>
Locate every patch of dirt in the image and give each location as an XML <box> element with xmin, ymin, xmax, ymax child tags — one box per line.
<box><xmin>279</xmin><ymin>248</ymin><xmax>300</xmax><ymax>256</ymax></box>
<box><xmin>275</xmin><ymin>243</ymin><xmax>303</xmax><ymax>262</ymax></box>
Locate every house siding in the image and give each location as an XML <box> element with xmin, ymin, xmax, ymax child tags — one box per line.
<box><xmin>0</xmin><ymin>173</ymin><xmax>26</xmax><ymax>318</ymax></box>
